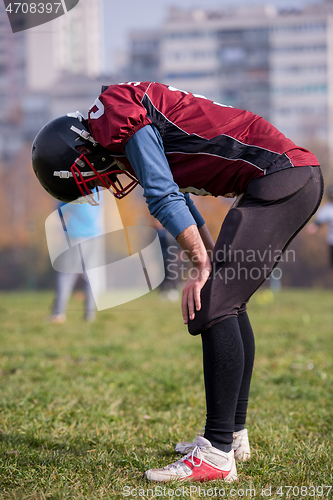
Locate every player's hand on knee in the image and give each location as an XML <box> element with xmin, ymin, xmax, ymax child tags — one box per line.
<box><xmin>182</xmin><ymin>256</ymin><xmax>212</xmax><ymax>325</ymax></box>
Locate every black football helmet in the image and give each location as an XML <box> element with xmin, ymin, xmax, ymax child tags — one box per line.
<box><xmin>31</xmin><ymin>112</ymin><xmax>138</xmax><ymax>204</ymax></box>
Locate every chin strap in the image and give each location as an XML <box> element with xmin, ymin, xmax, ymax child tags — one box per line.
<box><xmin>53</xmin><ymin>169</ymin><xmax>92</xmax><ymax>179</ymax></box>
<box><xmin>53</xmin><ymin>157</ymin><xmax>98</xmax><ymax>178</ymax></box>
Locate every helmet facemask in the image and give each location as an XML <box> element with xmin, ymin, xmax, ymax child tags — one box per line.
<box><xmin>71</xmin><ymin>153</ymin><xmax>139</xmax><ymax>205</ymax></box>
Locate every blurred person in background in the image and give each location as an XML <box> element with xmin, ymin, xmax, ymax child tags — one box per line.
<box><xmin>308</xmin><ymin>186</ymin><xmax>333</xmax><ymax>272</ymax></box>
<box><xmin>153</xmin><ymin>218</ymin><xmax>182</xmax><ymax>302</ymax></box>
<box><xmin>49</xmin><ymin>198</ymin><xmax>104</xmax><ymax>324</ymax></box>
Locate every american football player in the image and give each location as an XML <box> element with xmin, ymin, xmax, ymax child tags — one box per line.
<box><xmin>32</xmin><ymin>82</ymin><xmax>323</xmax><ymax>483</ymax></box>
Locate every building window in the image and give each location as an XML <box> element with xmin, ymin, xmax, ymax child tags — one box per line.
<box><xmin>272</xmin><ymin>45</ymin><xmax>326</xmax><ymax>53</ymax></box>
<box><xmin>272</xmin><ymin>84</ymin><xmax>327</xmax><ymax>95</ymax></box>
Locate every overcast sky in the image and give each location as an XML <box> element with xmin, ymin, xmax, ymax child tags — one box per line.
<box><xmin>103</xmin><ymin>0</ymin><xmax>322</xmax><ymax>72</ymax></box>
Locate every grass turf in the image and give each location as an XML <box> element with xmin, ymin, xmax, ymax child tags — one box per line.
<box><xmin>0</xmin><ymin>289</ymin><xmax>332</xmax><ymax>499</ymax></box>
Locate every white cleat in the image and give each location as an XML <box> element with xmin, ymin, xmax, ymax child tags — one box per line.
<box><xmin>175</xmin><ymin>428</ymin><xmax>251</xmax><ymax>462</ymax></box>
<box><xmin>232</xmin><ymin>428</ymin><xmax>251</xmax><ymax>461</ymax></box>
<box><xmin>145</xmin><ymin>438</ymin><xmax>237</xmax><ymax>483</ymax></box>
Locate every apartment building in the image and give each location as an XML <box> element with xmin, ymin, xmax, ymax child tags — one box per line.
<box><xmin>26</xmin><ymin>0</ymin><xmax>105</xmax><ymax>91</ymax></box>
<box><xmin>129</xmin><ymin>1</ymin><xmax>333</xmax><ymax>147</ymax></box>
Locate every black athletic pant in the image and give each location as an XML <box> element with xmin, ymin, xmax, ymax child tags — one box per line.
<box><xmin>188</xmin><ymin>166</ymin><xmax>324</xmax><ymax>452</ymax></box>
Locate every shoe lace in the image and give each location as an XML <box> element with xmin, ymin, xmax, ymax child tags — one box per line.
<box><xmin>186</xmin><ymin>445</ymin><xmax>203</xmax><ymax>468</ymax></box>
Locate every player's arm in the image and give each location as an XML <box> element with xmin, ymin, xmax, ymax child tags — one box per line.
<box><xmin>176</xmin><ymin>224</ymin><xmax>212</xmax><ymax>324</ymax></box>
<box><xmin>125</xmin><ymin>124</ymin><xmax>211</xmax><ymax>323</ymax></box>
<box><xmin>198</xmin><ymin>223</ymin><xmax>215</xmax><ymax>255</ymax></box>
<box><xmin>125</xmin><ymin>125</ymin><xmax>197</xmax><ymax>238</ymax></box>
<box><xmin>183</xmin><ymin>193</ymin><xmax>215</xmax><ymax>255</ymax></box>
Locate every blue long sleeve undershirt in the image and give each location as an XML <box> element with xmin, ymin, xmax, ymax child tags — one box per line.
<box><xmin>124</xmin><ymin>124</ymin><xmax>205</xmax><ymax>239</ymax></box>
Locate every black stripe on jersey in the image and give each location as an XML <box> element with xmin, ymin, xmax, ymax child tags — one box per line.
<box><xmin>141</xmin><ymin>94</ymin><xmax>294</xmax><ymax>174</ymax></box>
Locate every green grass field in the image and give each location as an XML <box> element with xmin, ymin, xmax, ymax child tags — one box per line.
<box><xmin>0</xmin><ymin>289</ymin><xmax>332</xmax><ymax>499</ymax></box>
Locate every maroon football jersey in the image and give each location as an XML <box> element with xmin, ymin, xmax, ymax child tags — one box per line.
<box><xmin>88</xmin><ymin>82</ymin><xmax>319</xmax><ymax>197</ymax></box>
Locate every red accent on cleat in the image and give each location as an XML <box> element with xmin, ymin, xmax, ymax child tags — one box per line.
<box><xmin>182</xmin><ymin>456</ymin><xmax>230</xmax><ymax>482</ymax></box>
